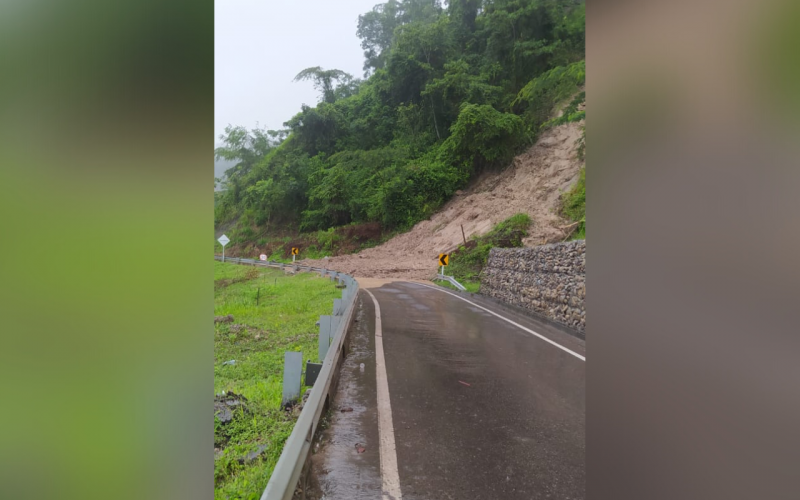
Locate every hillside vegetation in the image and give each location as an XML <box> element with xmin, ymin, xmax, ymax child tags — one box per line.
<box><xmin>446</xmin><ymin>213</ymin><xmax>531</xmax><ymax>287</ymax></box>
<box><xmin>215</xmin><ymin>0</ymin><xmax>585</xmax><ymax>250</ymax></box>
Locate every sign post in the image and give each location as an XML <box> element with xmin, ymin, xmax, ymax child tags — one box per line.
<box><xmin>291</xmin><ymin>247</ymin><xmax>299</xmax><ymax>262</ymax></box>
<box><xmin>438</xmin><ymin>253</ymin><xmax>449</xmax><ymax>276</ymax></box>
<box><xmin>218</xmin><ymin>234</ymin><xmax>230</xmax><ymax>262</ymax></box>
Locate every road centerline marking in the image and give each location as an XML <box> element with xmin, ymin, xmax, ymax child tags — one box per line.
<box><xmin>364</xmin><ymin>289</ymin><xmax>403</xmax><ymax>500</ymax></box>
<box><xmin>412</xmin><ymin>282</ymin><xmax>586</xmax><ymax>362</ymax></box>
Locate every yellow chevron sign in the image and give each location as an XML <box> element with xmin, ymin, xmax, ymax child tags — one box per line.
<box><xmin>291</xmin><ymin>247</ymin><xmax>299</xmax><ymax>255</ymax></box>
<box><xmin>439</xmin><ymin>253</ymin><xmax>449</xmax><ymax>266</ymax></box>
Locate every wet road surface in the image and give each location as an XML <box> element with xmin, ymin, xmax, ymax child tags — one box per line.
<box><xmin>307</xmin><ymin>294</ymin><xmax>383</xmax><ymax>499</ymax></box>
<box><xmin>310</xmin><ymin>281</ymin><xmax>585</xmax><ymax>500</ymax></box>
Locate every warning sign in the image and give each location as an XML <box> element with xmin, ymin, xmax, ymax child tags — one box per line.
<box><xmin>291</xmin><ymin>247</ymin><xmax>299</xmax><ymax>256</ymax></box>
<box><xmin>438</xmin><ymin>253</ymin><xmax>449</xmax><ymax>266</ymax></box>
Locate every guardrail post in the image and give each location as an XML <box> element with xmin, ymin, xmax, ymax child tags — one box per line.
<box><xmin>281</xmin><ymin>352</ymin><xmax>303</xmax><ymax>407</ymax></box>
<box><xmin>333</xmin><ymin>298</ymin><xmax>343</xmax><ymax>316</ymax></box>
<box><xmin>318</xmin><ymin>315</ymin><xmax>332</xmax><ymax>361</ymax></box>
<box><xmin>331</xmin><ymin>315</ymin><xmax>340</xmax><ymax>337</ymax></box>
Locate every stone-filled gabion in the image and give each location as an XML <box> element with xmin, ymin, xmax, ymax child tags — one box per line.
<box><xmin>479</xmin><ymin>239</ymin><xmax>585</xmax><ymax>333</ymax></box>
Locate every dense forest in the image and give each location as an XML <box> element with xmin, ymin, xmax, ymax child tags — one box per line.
<box><xmin>215</xmin><ymin>0</ymin><xmax>585</xmax><ymax>246</ymax></box>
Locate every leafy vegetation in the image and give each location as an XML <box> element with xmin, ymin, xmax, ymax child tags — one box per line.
<box><xmin>446</xmin><ymin>213</ymin><xmax>531</xmax><ymax>287</ymax></box>
<box><xmin>542</xmin><ymin>91</ymin><xmax>585</xmax><ymax>129</ymax></box>
<box><xmin>216</xmin><ymin>221</ymin><xmax>391</xmax><ymax>262</ymax></box>
<box><xmin>214</xmin><ymin>262</ymin><xmax>340</xmax><ymax>499</ymax></box>
<box><xmin>560</xmin><ymin>166</ymin><xmax>585</xmax><ymax>239</ymax></box>
<box><xmin>215</xmin><ymin>0</ymin><xmax>585</xmax><ymax>246</ymax></box>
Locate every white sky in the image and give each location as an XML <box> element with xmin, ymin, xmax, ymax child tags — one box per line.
<box><xmin>215</xmin><ymin>0</ymin><xmax>380</xmax><ymax>143</ymax></box>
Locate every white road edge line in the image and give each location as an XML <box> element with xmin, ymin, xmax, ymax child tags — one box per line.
<box><xmin>364</xmin><ymin>289</ymin><xmax>403</xmax><ymax>500</ymax></box>
<box><xmin>413</xmin><ymin>282</ymin><xmax>586</xmax><ymax>362</ymax></box>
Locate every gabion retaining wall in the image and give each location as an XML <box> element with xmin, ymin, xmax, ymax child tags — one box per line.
<box><xmin>479</xmin><ymin>240</ymin><xmax>585</xmax><ymax>333</ymax></box>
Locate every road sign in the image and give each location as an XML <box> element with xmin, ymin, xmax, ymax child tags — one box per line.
<box><xmin>439</xmin><ymin>253</ymin><xmax>449</xmax><ymax>266</ymax></box>
<box><xmin>218</xmin><ymin>234</ymin><xmax>230</xmax><ymax>262</ymax></box>
<box><xmin>291</xmin><ymin>247</ymin><xmax>299</xmax><ymax>255</ymax></box>
<box><xmin>259</xmin><ymin>254</ymin><xmax>267</xmax><ymax>261</ymax></box>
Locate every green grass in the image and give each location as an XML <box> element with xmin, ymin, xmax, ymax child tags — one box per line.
<box><xmin>214</xmin><ymin>262</ymin><xmax>340</xmax><ymax>499</ymax></box>
<box><xmin>560</xmin><ymin>167</ymin><xmax>585</xmax><ymax>240</ymax></box>
<box><xmin>436</xmin><ymin>278</ymin><xmax>481</xmax><ymax>294</ymax></box>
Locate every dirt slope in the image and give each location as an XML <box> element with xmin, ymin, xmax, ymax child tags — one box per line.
<box><xmin>302</xmin><ymin>121</ymin><xmax>585</xmax><ymax>279</ymax></box>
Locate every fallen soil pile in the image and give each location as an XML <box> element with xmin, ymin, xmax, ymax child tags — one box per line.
<box><xmin>302</xmin><ymin>121</ymin><xmax>584</xmax><ymax>279</ymax></box>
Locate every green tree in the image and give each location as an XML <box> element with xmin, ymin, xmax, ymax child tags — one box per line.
<box><xmin>442</xmin><ymin>103</ymin><xmax>525</xmax><ymax>173</ymax></box>
<box><xmin>387</xmin><ymin>16</ymin><xmax>455</xmax><ymax>138</ymax></box>
<box><xmin>447</xmin><ymin>0</ymin><xmax>480</xmax><ymax>48</ymax></box>
<box><xmin>293</xmin><ymin>66</ymin><xmax>358</xmax><ymax>104</ymax></box>
<box><xmin>357</xmin><ymin>0</ymin><xmax>403</xmax><ymax>74</ymax></box>
<box><xmin>214</xmin><ymin>125</ymin><xmax>280</xmax><ymax>179</ymax></box>
<box><xmin>421</xmin><ymin>59</ymin><xmax>503</xmax><ymax>132</ymax></box>
<box><xmin>216</xmin><ymin>1</ymin><xmax>585</xmax><ymax>236</ymax></box>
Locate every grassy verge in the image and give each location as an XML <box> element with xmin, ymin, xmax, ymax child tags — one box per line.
<box><xmin>435</xmin><ymin>279</ymin><xmax>481</xmax><ymax>294</ymax></box>
<box><xmin>446</xmin><ymin>213</ymin><xmax>531</xmax><ymax>290</ymax></box>
<box><xmin>214</xmin><ymin>261</ymin><xmax>340</xmax><ymax>499</ymax></box>
<box><xmin>560</xmin><ymin>167</ymin><xmax>585</xmax><ymax>240</ymax></box>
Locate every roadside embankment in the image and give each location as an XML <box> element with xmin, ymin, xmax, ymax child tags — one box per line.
<box><xmin>214</xmin><ymin>261</ymin><xmax>340</xmax><ymax>498</ymax></box>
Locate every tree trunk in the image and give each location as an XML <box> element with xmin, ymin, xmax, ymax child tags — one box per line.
<box><xmin>430</xmin><ymin>95</ymin><xmax>441</xmax><ymax>140</ymax></box>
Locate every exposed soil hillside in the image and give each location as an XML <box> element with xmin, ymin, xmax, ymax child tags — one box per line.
<box><xmin>302</xmin><ymin>121</ymin><xmax>585</xmax><ymax>279</ymax></box>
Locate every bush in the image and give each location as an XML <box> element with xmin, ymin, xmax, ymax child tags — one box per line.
<box><xmin>560</xmin><ymin>168</ymin><xmax>585</xmax><ymax>239</ymax></box>
<box><xmin>441</xmin><ymin>103</ymin><xmax>525</xmax><ymax>174</ymax></box>
<box><xmin>315</xmin><ymin>227</ymin><xmax>339</xmax><ymax>252</ymax></box>
<box><xmin>513</xmin><ymin>61</ymin><xmax>586</xmax><ymax>139</ymax></box>
<box><xmin>448</xmin><ymin>213</ymin><xmax>532</xmax><ymax>283</ymax></box>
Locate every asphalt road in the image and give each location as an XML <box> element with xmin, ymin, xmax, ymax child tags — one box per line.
<box><xmin>308</xmin><ymin>280</ymin><xmax>585</xmax><ymax>500</ymax></box>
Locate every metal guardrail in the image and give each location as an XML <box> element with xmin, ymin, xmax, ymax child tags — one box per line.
<box><xmin>214</xmin><ymin>255</ymin><xmax>359</xmax><ymax>500</ymax></box>
<box><xmin>434</xmin><ymin>273</ymin><xmax>467</xmax><ymax>291</ymax></box>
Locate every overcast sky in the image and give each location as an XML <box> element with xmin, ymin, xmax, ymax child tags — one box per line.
<box><xmin>215</xmin><ymin>0</ymin><xmax>380</xmax><ymax>144</ymax></box>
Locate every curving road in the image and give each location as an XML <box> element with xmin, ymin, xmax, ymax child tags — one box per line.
<box><xmin>308</xmin><ymin>280</ymin><xmax>585</xmax><ymax>500</ymax></box>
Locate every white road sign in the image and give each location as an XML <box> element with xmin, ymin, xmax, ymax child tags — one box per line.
<box><xmin>218</xmin><ymin>234</ymin><xmax>230</xmax><ymax>262</ymax></box>
<box><xmin>259</xmin><ymin>254</ymin><xmax>267</xmax><ymax>261</ymax></box>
